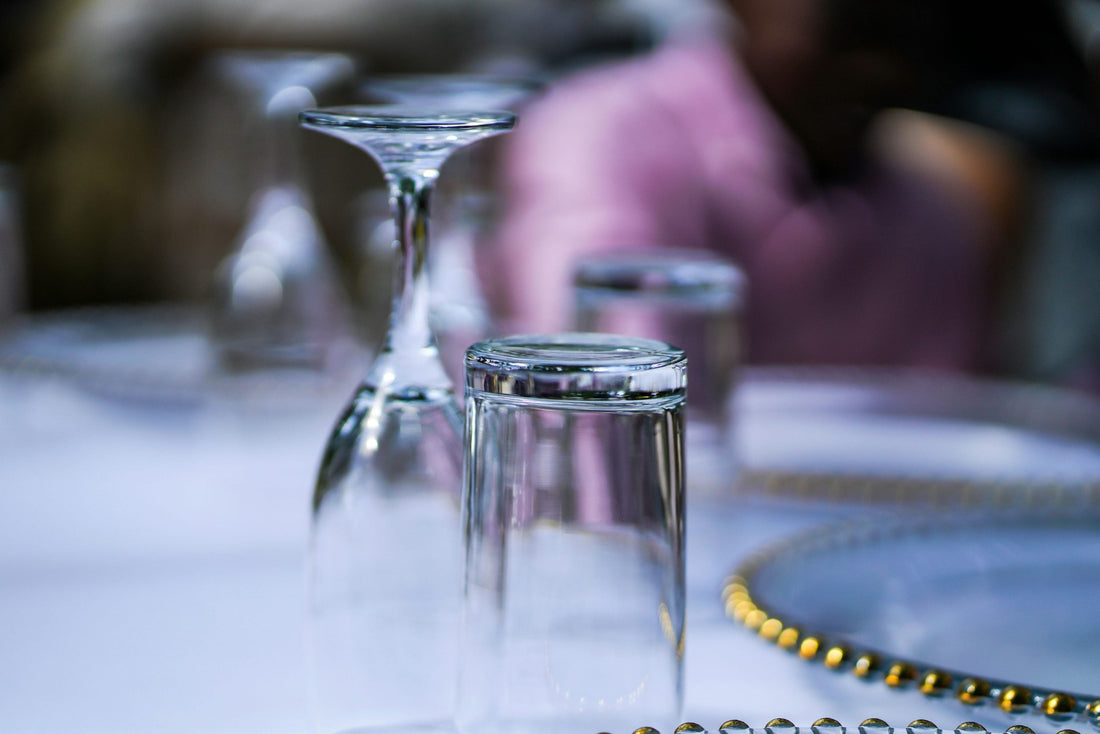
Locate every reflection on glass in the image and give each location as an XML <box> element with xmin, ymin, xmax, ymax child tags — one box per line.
<box><xmin>209</xmin><ymin>51</ymin><xmax>355</xmax><ymax>372</ymax></box>
<box><xmin>301</xmin><ymin>105</ymin><xmax>516</xmax><ymax>734</ymax></box>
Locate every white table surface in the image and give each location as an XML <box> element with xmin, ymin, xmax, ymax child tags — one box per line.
<box><xmin>1</xmin><ymin>364</ymin><xmax>1097</xmax><ymax>734</ymax></box>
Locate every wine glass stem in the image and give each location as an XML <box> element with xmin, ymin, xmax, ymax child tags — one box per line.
<box><xmin>385</xmin><ymin>174</ymin><xmax>436</xmax><ymax>356</ymax></box>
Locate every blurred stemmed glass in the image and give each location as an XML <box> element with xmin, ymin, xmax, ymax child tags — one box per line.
<box><xmin>357</xmin><ymin>76</ymin><xmax>542</xmax><ymax>382</ymax></box>
<box><xmin>300</xmin><ymin>105</ymin><xmax>515</xmax><ymax>734</ymax></box>
<box><xmin>209</xmin><ymin>51</ymin><xmax>356</xmax><ymax>373</ymax></box>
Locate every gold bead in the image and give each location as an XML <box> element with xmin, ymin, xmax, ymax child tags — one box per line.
<box><xmin>957</xmin><ymin>724</ymin><xmax>987</xmax><ymax>733</ymax></box>
<box><xmin>1005</xmin><ymin>727</ymin><xmax>1035</xmax><ymax>734</ymax></box>
<box><xmin>1086</xmin><ymin>699</ymin><xmax>1100</xmax><ymax>728</ymax></box>
<box><xmin>759</xmin><ymin>618</ymin><xmax>784</xmax><ymax>641</ymax></box>
<box><xmin>722</xmin><ymin>581</ymin><xmax>747</xmax><ymax>599</ymax></box>
<box><xmin>884</xmin><ymin>662</ymin><xmax>917</xmax><ymax>688</ymax></box>
<box><xmin>731</xmin><ymin>600</ymin><xmax>755</xmax><ymax>622</ymax></box>
<box><xmin>918</xmin><ymin>670</ymin><xmax>952</xmax><ymax>697</ymax></box>
<box><xmin>676</xmin><ymin>724</ymin><xmax>706</xmax><ymax>733</ymax></box>
<box><xmin>766</xmin><ymin>718</ymin><xmax>796</xmax><ymax>731</ymax></box>
<box><xmin>634</xmin><ymin>728</ymin><xmax>660</xmax><ymax>734</ymax></box>
<box><xmin>720</xmin><ymin>721</ymin><xmax>750</xmax><ymax>734</ymax></box>
<box><xmin>723</xmin><ymin>589</ymin><xmax>748</xmax><ymax>606</ymax></box>
<box><xmin>813</xmin><ymin>719</ymin><xmax>843</xmax><ymax>730</ymax></box>
<box><xmin>776</xmin><ymin>627</ymin><xmax>800</xmax><ymax>650</ymax></box>
<box><xmin>744</xmin><ymin>608</ymin><xmax>768</xmax><ymax>631</ymax></box>
<box><xmin>725</xmin><ymin>591</ymin><xmax>749</xmax><ymax>607</ymax></box>
<box><xmin>998</xmin><ymin>685</ymin><xmax>1033</xmax><ymax>713</ymax></box>
<box><xmin>852</xmin><ymin>653</ymin><xmax>882</xmax><ymax>678</ymax></box>
<box><xmin>1042</xmin><ymin>692</ymin><xmax>1077</xmax><ymax>721</ymax></box>
<box><xmin>1055</xmin><ymin>730</ymin><xmax>1082</xmax><ymax>734</ymax></box>
<box><xmin>824</xmin><ymin>645</ymin><xmax>850</xmax><ymax>669</ymax></box>
<box><xmin>799</xmin><ymin>636</ymin><xmax>821</xmax><ymax>660</ymax></box>
<box><xmin>956</xmin><ymin>677</ymin><xmax>991</xmax><ymax>705</ymax></box>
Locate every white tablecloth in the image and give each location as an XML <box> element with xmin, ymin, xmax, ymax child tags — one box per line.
<box><xmin>1</xmin><ymin>369</ymin><xmax>1095</xmax><ymax>734</ymax></box>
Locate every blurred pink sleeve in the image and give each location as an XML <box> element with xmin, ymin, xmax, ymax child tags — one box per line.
<box><xmin>480</xmin><ymin>61</ymin><xmax>710</xmax><ymax>335</ymax></box>
<box><xmin>480</xmin><ymin>39</ymin><xmax>988</xmax><ymax>370</ymax></box>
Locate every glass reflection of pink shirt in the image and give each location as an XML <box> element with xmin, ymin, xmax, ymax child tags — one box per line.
<box><xmin>483</xmin><ymin>37</ymin><xmax>987</xmax><ymax>370</ymax></box>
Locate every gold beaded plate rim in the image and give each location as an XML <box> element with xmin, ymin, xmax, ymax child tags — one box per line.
<box><xmin>722</xmin><ymin>514</ymin><xmax>1100</xmax><ymax>729</ymax></box>
<box><xmin>622</xmin><ymin>718</ymin><xmax>1084</xmax><ymax>734</ymax></box>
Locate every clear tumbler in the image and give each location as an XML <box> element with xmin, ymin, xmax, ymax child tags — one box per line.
<box><xmin>459</xmin><ymin>333</ymin><xmax>687</xmax><ymax>734</ymax></box>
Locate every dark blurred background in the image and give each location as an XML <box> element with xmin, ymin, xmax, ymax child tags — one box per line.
<box><xmin>0</xmin><ymin>0</ymin><xmax>1098</xmax><ymax>387</ymax></box>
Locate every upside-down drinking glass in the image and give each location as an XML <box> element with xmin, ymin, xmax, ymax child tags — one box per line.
<box><xmin>460</xmin><ymin>333</ymin><xmax>687</xmax><ymax>734</ymax></box>
<box><xmin>300</xmin><ymin>106</ymin><xmax>516</xmax><ymax>734</ymax></box>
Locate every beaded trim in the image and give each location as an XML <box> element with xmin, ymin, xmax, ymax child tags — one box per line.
<box><xmin>722</xmin><ymin>521</ymin><xmax>1100</xmax><ymax>729</ymax></box>
<box><xmin>739</xmin><ymin>469</ymin><xmax>1100</xmax><ymax>509</ymax></box>
<box><xmin>622</xmin><ymin>718</ymin><xmax>1082</xmax><ymax>734</ymax></box>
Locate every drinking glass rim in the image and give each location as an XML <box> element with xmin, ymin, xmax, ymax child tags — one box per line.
<box><xmin>299</xmin><ymin>105</ymin><xmax>516</xmax><ymax>131</ymax></box>
<box><xmin>573</xmin><ymin>248</ymin><xmax>747</xmax><ymax>296</ymax></box>
<box><xmin>466</xmin><ymin>332</ymin><xmax>687</xmax><ymax>403</ymax></box>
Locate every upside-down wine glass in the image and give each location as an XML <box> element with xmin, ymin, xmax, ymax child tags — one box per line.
<box><xmin>357</xmin><ymin>76</ymin><xmax>542</xmax><ymax>384</ymax></box>
<box><xmin>300</xmin><ymin>106</ymin><xmax>516</xmax><ymax>734</ymax></box>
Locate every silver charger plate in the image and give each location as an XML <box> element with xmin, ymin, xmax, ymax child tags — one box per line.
<box><xmin>725</xmin><ymin>512</ymin><xmax>1100</xmax><ymax>728</ymax></box>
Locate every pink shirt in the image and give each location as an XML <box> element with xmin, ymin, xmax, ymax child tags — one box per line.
<box><xmin>482</xmin><ymin>37</ymin><xmax>987</xmax><ymax>370</ymax></box>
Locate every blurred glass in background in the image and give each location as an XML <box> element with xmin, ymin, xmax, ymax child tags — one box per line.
<box><xmin>207</xmin><ymin>50</ymin><xmax>356</xmax><ymax>374</ymax></box>
<box><xmin>0</xmin><ymin>0</ymin><xmax>652</xmax><ymax>326</ymax></box>
<box><xmin>573</xmin><ymin>249</ymin><xmax>745</xmax><ymax>495</ymax></box>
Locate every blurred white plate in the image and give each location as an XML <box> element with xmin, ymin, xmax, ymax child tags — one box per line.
<box><xmin>0</xmin><ymin>305</ymin><xmax>365</xmax><ymax>408</ymax></box>
<box><xmin>737</xmin><ymin>368</ymin><xmax>1100</xmax><ymax>503</ymax></box>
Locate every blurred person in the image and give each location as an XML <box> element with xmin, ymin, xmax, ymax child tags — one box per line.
<box><xmin>483</xmin><ymin>0</ymin><xmax>1025</xmax><ymax>371</ymax></box>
